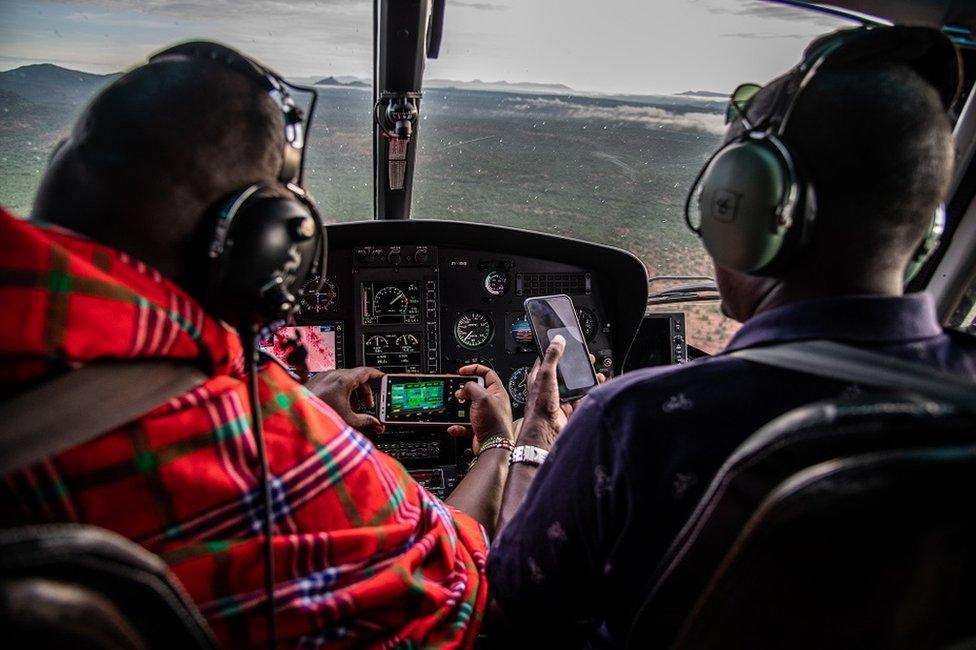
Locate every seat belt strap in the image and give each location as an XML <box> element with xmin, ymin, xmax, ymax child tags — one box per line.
<box><xmin>730</xmin><ymin>340</ymin><xmax>976</xmax><ymax>413</ymax></box>
<box><xmin>0</xmin><ymin>361</ymin><xmax>207</xmax><ymax>476</ymax></box>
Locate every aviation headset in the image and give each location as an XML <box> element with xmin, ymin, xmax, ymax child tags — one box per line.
<box><xmin>684</xmin><ymin>25</ymin><xmax>961</xmax><ymax>281</ymax></box>
<box><xmin>146</xmin><ymin>42</ymin><xmax>329</xmax><ymax>649</ymax></box>
<box><xmin>148</xmin><ymin>41</ymin><xmax>327</xmax><ymax>328</ymax></box>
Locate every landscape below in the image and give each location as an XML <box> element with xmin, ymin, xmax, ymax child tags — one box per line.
<box><xmin>0</xmin><ymin>63</ymin><xmax>738</xmax><ymax>351</ymax></box>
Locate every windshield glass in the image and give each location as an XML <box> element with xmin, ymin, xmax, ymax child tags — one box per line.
<box><xmin>415</xmin><ymin>0</ymin><xmax>855</xmax><ymax>352</ymax></box>
<box><xmin>1</xmin><ymin>1</ymin><xmax>856</xmax><ymax>354</ymax></box>
<box><xmin>0</xmin><ymin>0</ymin><xmax>374</xmax><ymax>221</ymax></box>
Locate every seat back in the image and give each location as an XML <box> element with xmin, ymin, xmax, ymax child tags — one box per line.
<box><xmin>627</xmin><ymin>394</ymin><xmax>976</xmax><ymax>648</ymax></box>
<box><xmin>672</xmin><ymin>446</ymin><xmax>976</xmax><ymax>649</ymax></box>
<box><xmin>0</xmin><ymin>525</ymin><xmax>218</xmax><ymax>650</ymax></box>
<box><xmin>2</xmin><ymin>577</ymin><xmax>148</xmax><ymax>650</ymax></box>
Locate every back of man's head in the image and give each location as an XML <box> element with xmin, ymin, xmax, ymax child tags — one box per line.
<box><xmin>33</xmin><ymin>53</ymin><xmax>286</xmax><ymax>296</ymax></box>
<box><xmin>714</xmin><ymin>59</ymin><xmax>954</xmax><ymax>321</ymax></box>
<box><xmin>783</xmin><ymin>61</ymin><xmax>954</xmax><ymax>280</ymax></box>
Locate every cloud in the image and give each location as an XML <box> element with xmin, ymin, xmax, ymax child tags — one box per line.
<box><xmin>507</xmin><ymin>97</ymin><xmax>726</xmax><ymax>135</ymax></box>
<box><xmin>691</xmin><ymin>0</ymin><xmax>853</xmax><ymax>28</ymax></box>
<box><xmin>32</xmin><ymin>0</ymin><xmax>368</xmax><ymax>22</ymax></box>
<box><xmin>720</xmin><ymin>31</ymin><xmax>810</xmax><ymax>39</ymax></box>
<box><xmin>453</xmin><ymin>1</ymin><xmax>511</xmax><ymax>10</ymax></box>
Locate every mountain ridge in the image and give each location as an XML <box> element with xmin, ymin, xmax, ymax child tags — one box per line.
<box><xmin>315</xmin><ymin>75</ymin><xmax>369</xmax><ymax>88</ymax></box>
<box><xmin>1</xmin><ymin>63</ymin><xmax>725</xmax><ymax>103</ymax></box>
<box><xmin>0</xmin><ymin>63</ymin><xmax>120</xmax><ymax>105</ymax></box>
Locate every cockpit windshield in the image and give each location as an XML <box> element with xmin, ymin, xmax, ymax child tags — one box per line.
<box><xmin>0</xmin><ymin>0</ymin><xmax>854</xmax><ymax>352</ymax></box>
<box><xmin>414</xmin><ymin>0</ymin><xmax>854</xmax><ymax>351</ymax></box>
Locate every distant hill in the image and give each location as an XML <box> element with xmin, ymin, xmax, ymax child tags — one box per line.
<box><xmin>427</xmin><ymin>78</ymin><xmax>574</xmax><ymax>93</ymax></box>
<box><xmin>0</xmin><ymin>64</ymin><xmax>120</xmax><ymax>106</ymax></box>
<box><xmin>315</xmin><ymin>76</ymin><xmax>369</xmax><ymax>88</ymax></box>
<box><xmin>677</xmin><ymin>90</ymin><xmax>727</xmax><ymax>98</ymax></box>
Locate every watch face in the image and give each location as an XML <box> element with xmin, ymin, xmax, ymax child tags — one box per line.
<box><xmin>510</xmin><ymin>445</ymin><xmax>549</xmax><ymax>466</ymax></box>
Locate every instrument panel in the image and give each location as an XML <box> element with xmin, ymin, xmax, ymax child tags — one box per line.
<box><xmin>277</xmin><ymin>220</ymin><xmax>648</xmax><ymax>497</ymax></box>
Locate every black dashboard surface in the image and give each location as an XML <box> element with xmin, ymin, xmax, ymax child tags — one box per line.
<box><xmin>274</xmin><ymin>219</ymin><xmax>648</xmax><ymax>495</ymax></box>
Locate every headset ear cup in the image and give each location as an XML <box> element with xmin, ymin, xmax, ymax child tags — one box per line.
<box><xmin>206</xmin><ymin>186</ymin><xmax>324</xmax><ymax>326</ymax></box>
<box><xmin>697</xmin><ymin>139</ymin><xmax>797</xmax><ymax>274</ymax></box>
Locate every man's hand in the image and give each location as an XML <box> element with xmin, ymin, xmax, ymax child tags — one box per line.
<box><xmin>520</xmin><ymin>337</ymin><xmax>608</xmax><ymax>449</ymax></box>
<box><xmin>519</xmin><ymin>335</ymin><xmax>569</xmax><ymax>449</ymax></box>
<box><xmin>305</xmin><ymin>367</ymin><xmax>385</xmax><ymax>433</ymax></box>
<box><xmin>448</xmin><ymin>364</ymin><xmax>514</xmax><ymax>453</ymax></box>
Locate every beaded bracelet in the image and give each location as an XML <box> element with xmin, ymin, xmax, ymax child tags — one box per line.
<box><xmin>467</xmin><ymin>434</ymin><xmax>515</xmax><ymax>470</ymax></box>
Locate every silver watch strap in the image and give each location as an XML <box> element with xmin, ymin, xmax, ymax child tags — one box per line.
<box><xmin>509</xmin><ymin>444</ymin><xmax>550</xmax><ymax>467</ymax></box>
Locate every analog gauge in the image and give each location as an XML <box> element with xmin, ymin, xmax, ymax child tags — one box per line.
<box><xmin>365</xmin><ymin>334</ymin><xmax>392</xmax><ymax>350</ymax></box>
<box><xmin>576</xmin><ymin>306</ymin><xmax>599</xmax><ymax>342</ymax></box>
<box><xmin>510</xmin><ymin>315</ymin><xmax>534</xmax><ymax>346</ymax></box>
<box><xmin>299</xmin><ymin>276</ymin><xmax>338</xmax><ymax>314</ymax></box>
<box><xmin>455</xmin><ymin>310</ymin><xmax>494</xmax><ymax>349</ymax></box>
<box><xmin>484</xmin><ymin>271</ymin><xmax>510</xmax><ymax>296</ymax></box>
<box><xmin>395</xmin><ymin>334</ymin><xmax>420</xmax><ymax>348</ymax></box>
<box><xmin>507</xmin><ymin>366</ymin><xmax>530</xmax><ymax>406</ymax></box>
<box><xmin>372</xmin><ymin>285</ymin><xmax>408</xmax><ymax>317</ymax></box>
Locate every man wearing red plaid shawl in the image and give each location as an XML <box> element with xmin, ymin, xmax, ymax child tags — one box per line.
<box><xmin>0</xmin><ymin>48</ymin><xmax>517</xmax><ymax>648</ymax></box>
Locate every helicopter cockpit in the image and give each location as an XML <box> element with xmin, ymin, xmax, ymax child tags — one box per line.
<box><xmin>2</xmin><ymin>0</ymin><xmax>976</xmax><ymax>648</ymax></box>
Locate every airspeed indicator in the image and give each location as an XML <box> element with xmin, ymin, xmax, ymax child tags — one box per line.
<box><xmin>454</xmin><ymin>310</ymin><xmax>494</xmax><ymax>349</ymax></box>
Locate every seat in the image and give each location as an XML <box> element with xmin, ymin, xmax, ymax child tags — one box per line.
<box><xmin>672</xmin><ymin>446</ymin><xmax>976</xmax><ymax>649</ymax></box>
<box><xmin>627</xmin><ymin>394</ymin><xmax>976</xmax><ymax>649</ymax></box>
<box><xmin>0</xmin><ymin>524</ymin><xmax>218</xmax><ymax>650</ymax></box>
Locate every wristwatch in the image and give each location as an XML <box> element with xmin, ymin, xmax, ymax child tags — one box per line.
<box><xmin>509</xmin><ymin>444</ymin><xmax>550</xmax><ymax>467</ymax></box>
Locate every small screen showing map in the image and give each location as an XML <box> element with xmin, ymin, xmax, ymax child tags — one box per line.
<box><xmin>390</xmin><ymin>380</ymin><xmax>445</xmax><ymax>414</ymax></box>
<box><xmin>263</xmin><ymin>325</ymin><xmax>339</xmax><ymax>372</ymax></box>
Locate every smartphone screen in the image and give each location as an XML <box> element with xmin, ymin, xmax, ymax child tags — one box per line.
<box><xmin>524</xmin><ymin>294</ymin><xmax>598</xmax><ymax>401</ymax></box>
<box><xmin>379</xmin><ymin>374</ymin><xmax>483</xmax><ymax>425</ymax></box>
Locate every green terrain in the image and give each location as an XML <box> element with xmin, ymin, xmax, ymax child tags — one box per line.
<box><xmin>0</xmin><ymin>64</ymin><xmax>738</xmax><ymax>350</ymax></box>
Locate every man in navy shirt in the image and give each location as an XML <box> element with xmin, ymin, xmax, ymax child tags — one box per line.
<box><xmin>487</xmin><ymin>32</ymin><xmax>976</xmax><ymax>647</ymax></box>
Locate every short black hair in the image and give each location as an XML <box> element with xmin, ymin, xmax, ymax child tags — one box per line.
<box><xmin>733</xmin><ymin>62</ymin><xmax>954</xmax><ymax>277</ymax></box>
<box><xmin>34</xmin><ymin>55</ymin><xmax>285</xmax><ymax>291</ymax></box>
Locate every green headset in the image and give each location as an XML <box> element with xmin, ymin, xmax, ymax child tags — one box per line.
<box><xmin>684</xmin><ymin>25</ymin><xmax>961</xmax><ymax>282</ymax></box>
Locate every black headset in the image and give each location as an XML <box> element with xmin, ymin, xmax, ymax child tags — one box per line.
<box><xmin>147</xmin><ymin>42</ymin><xmax>329</xmax><ymax>649</ymax></box>
<box><xmin>149</xmin><ymin>41</ymin><xmax>327</xmax><ymax>328</ymax></box>
<box><xmin>685</xmin><ymin>25</ymin><xmax>961</xmax><ymax>281</ymax></box>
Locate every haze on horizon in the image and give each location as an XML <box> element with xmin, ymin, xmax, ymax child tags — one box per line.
<box><xmin>0</xmin><ymin>0</ymin><xmax>854</xmax><ymax>95</ymax></box>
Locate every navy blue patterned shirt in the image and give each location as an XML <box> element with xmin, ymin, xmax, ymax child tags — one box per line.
<box><xmin>487</xmin><ymin>293</ymin><xmax>976</xmax><ymax>646</ymax></box>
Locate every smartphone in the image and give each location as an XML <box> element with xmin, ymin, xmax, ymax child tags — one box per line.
<box><xmin>379</xmin><ymin>374</ymin><xmax>484</xmax><ymax>425</ymax></box>
<box><xmin>524</xmin><ymin>294</ymin><xmax>598</xmax><ymax>401</ymax></box>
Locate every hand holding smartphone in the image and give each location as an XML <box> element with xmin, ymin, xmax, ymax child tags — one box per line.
<box><xmin>379</xmin><ymin>374</ymin><xmax>485</xmax><ymax>425</ymax></box>
<box><xmin>523</xmin><ymin>294</ymin><xmax>598</xmax><ymax>401</ymax></box>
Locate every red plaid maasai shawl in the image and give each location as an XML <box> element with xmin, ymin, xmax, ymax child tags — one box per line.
<box><xmin>0</xmin><ymin>208</ymin><xmax>488</xmax><ymax>648</ymax></box>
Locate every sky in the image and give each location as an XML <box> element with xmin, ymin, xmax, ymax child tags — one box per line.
<box><xmin>0</xmin><ymin>0</ymin><xmax>858</xmax><ymax>95</ymax></box>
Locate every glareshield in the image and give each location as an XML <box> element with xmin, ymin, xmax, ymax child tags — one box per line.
<box><xmin>524</xmin><ymin>294</ymin><xmax>597</xmax><ymax>400</ymax></box>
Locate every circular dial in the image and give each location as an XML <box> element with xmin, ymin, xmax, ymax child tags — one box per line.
<box><xmin>484</xmin><ymin>271</ymin><xmax>510</xmax><ymax>296</ymax></box>
<box><xmin>455</xmin><ymin>310</ymin><xmax>494</xmax><ymax>349</ymax></box>
<box><xmin>372</xmin><ymin>285</ymin><xmax>409</xmax><ymax>317</ymax></box>
<box><xmin>299</xmin><ymin>276</ymin><xmax>337</xmax><ymax>314</ymax></box>
<box><xmin>576</xmin><ymin>306</ymin><xmax>599</xmax><ymax>342</ymax></box>
<box><xmin>507</xmin><ymin>366</ymin><xmax>530</xmax><ymax>406</ymax></box>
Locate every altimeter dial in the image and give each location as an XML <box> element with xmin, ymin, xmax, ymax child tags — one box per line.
<box><xmin>454</xmin><ymin>310</ymin><xmax>494</xmax><ymax>349</ymax></box>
